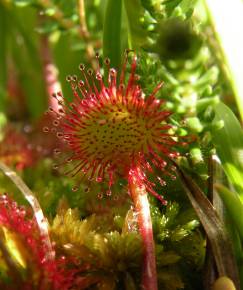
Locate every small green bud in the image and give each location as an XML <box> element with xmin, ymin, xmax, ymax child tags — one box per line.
<box><xmin>190</xmin><ymin>147</ymin><xmax>203</xmax><ymax>164</ymax></box>
<box><xmin>156</xmin><ymin>18</ymin><xmax>202</xmax><ymax>61</ymax></box>
<box><xmin>178</xmin><ymin>156</ymin><xmax>190</xmax><ymax>168</ymax></box>
<box><xmin>212</xmin><ymin>277</ymin><xmax>236</xmax><ymax>290</ymax></box>
<box><xmin>0</xmin><ymin>113</ymin><xmax>7</xmax><ymax>142</ymax></box>
<box><xmin>114</xmin><ymin>215</ymin><xmax>123</xmax><ymax>229</ymax></box>
<box><xmin>0</xmin><ymin>112</ymin><xmax>7</xmax><ymax>128</ymax></box>
<box><xmin>176</xmin><ymin>104</ymin><xmax>186</xmax><ymax>114</ymax></box>
<box><xmin>201</xmin><ymin>85</ymin><xmax>213</xmax><ymax>97</ymax></box>
<box><xmin>196</xmin><ymin>96</ymin><xmax>219</xmax><ymax>113</ymax></box>
<box><xmin>186</xmin><ymin>117</ymin><xmax>203</xmax><ymax>132</ymax></box>
<box><xmin>203</xmin><ymin>105</ymin><xmax>216</xmax><ymax>122</ymax></box>
<box><xmin>211</xmin><ymin>120</ymin><xmax>224</xmax><ymax>131</ymax></box>
<box><xmin>45</xmin><ymin>8</ymin><xmax>56</xmax><ymax>17</ymax></box>
<box><xmin>172</xmin><ymin>7</ymin><xmax>184</xmax><ymax>18</ymax></box>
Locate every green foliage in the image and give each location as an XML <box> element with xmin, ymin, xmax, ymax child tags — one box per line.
<box><xmin>215</xmin><ymin>184</ymin><xmax>243</xmax><ymax>243</ymax></box>
<box><xmin>0</xmin><ymin>4</ymin><xmax>7</xmax><ymax>111</ymax></box>
<box><xmin>23</xmin><ymin>159</ymin><xmax>132</xmax><ymax>218</ymax></box>
<box><xmin>51</xmin><ymin>208</ymin><xmax>142</xmax><ymax>289</ymax></box>
<box><xmin>162</xmin><ymin>0</ymin><xmax>198</xmax><ymax>18</ymax></box>
<box><xmin>0</xmin><ymin>4</ymin><xmax>47</xmax><ymax>118</ymax></box>
<box><xmin>0</xmin><ymin>0</ymin><xmax>243</xmax><ymax>288</ymax></box>
<box><xmin>212</xmin><ymin>102</ymin><xmax>243</xmax><ymax>200</ymax></box>
<box><xmin>51</xmin><ymin>206</ymin><xmax>198</xmax><ymax>290</ymax></box>
<box><xmin>140</xmin><ymin>0</ymin><xmax>198</xmax><ymax>19</ymax></box>
<box><xmin>103</xmin><ymin>0</ymin><xmax>122</xmax><ymax>69</ymax></box>
<box><xmin>150</xmin><ymin>201</ymin><xmax>205</xmax><ymax>289</ymax></box>
<box><xmin>124</xmin><ymin>0</ymin><xmax>150</xmax><ymax>49</ymax></box>
<box><xmin>151</xmin><ymin>202</ymin><xmax>204</xmax><ymax>264</ymax></box>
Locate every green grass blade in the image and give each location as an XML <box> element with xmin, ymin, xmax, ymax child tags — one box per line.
<box><xmin>215</xmin><ymin>184</ymin><xmax>243</xmax><ymax>243</ymax></box>
<box><xmin>103</xmin><ymin>0</ymin><xmax>122</xmax><ymax>69</ymax></box>
<box><xmin>0</xmin><ymin>3</ymin><xmax>8</xmax><ymax>111</ymax></box>
<box><xmin>212</xmin><ymin>102</ymin><xmax>243</xmax><ymax>200</ymax></box>
<box><xmin>173</xmin><ymin>162</ymin><xmax>240</xmax><ymax>289</ymax></box>
<box><xmin>124</xmin><ymin>0</ymin><xmax>148</xmax><ymax>49</ymax></box>
<box><xmin>10</xmin><ymin>6</ymin><xmax>47</xmax><ymax>118</ymax></box>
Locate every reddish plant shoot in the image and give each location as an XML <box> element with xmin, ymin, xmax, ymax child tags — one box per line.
<box><xmin>0</xmin><ymin>127</ymin><xmax>34</xmax><ymax>170</ymax></box>
<box><xmin>0</xmin><ymin>194</ymin><xmax>75</xmax><ymax>290</ymax></box>
<box><xmin>45</xmin><ymin>53</ymin><xmax>182</xmax><ymax>201</ymax></box>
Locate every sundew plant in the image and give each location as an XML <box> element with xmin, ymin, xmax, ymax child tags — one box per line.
<box><xmin>0</xmin><ymin>1</ymin><xmax>243</xmax><ymax>290</ymax></box>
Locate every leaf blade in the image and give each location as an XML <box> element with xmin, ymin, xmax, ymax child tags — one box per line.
<box><xmin>212</xmin><ymin>102</ymin><xmax>243</xmax><ymax>199</ymax></box>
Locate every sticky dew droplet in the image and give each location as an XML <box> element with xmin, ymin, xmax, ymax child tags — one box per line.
<box><xmin>66</xmin><ymin>75</ymin><xmax>72</xmax><ymax>82</ymax></box>
<box><xmin>72</xmin><ymin>186</ymin><xmax>79</xmax><ymax>192</ymax></box>
<box><xmin>104</xmin><ymin>58</ymin><xmax>110</xmax><ymax>65</ymax></box>
<box><xmin>53</xmin><ymin>120</ymin><xmax>59</xmax><ymax>126</ymax></box>
<box><xmin>79</xmin><ymin>64</ymin><xmax>85</xmax><ymax>71</ymax></box>
<box><xmin>113</xmin><ymin>195</ymin><xmax>118</xmax><ymax>201</ymax></box>
<box><xmin>96</xmin><ymin>72</ymin><xmax>102</xmax><ymax>81</ymax></box>
<box><xmin>72</xmin><ymin>75</ymin><xmax>77</xmax><ymax>81</ymax></box>
<box><xmin>157</xmin><ymin>177</ymin><xmax>166</xmax><ymax>186</ymax></box>
<box><xmin>79</xmin><ymin>80</ymin><xmax>84</xmax><ymax>87</ymax></box>
<box><xmin>43</xmin><ymin>127</ymin><xmax>49</xmax><ymax>133</ymax></box>
<box><xmin>87</xmin><ymin>68</ymin><xmax>93</xmax><ymax>76</ymax></box>
<box><xmin>96</xmin><ymin>176</ymin><xmax>103</xmax><ymax>182</ymax></box>
<box><xmin>56</xmin><ymin>132</ymin><xmax>63</xmax><ymax>138</ymax></box>
<box><xmin>106</xmin><ymin>189</ymin><xmax>112</xmax><ymax>196</ymax></box>
<box><xmin>84</xmin><ymin>187</ymin><xmax>90</xmax><ymax>193</ymax></box>
<box><xmin>54</xmin><ymin>148</ymin><xmax>61</xmax><ymax>155</ymax></box>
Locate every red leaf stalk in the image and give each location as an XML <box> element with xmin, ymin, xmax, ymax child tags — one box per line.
<box><xmin>129</xmin><ymin>166</ymin><xmax>158</xmax><ymax>290</ymax></box>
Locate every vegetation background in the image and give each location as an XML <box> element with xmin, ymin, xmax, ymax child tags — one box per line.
<box><xmin>0</xmin><ymin>0</ymin><xmax>243</xmax><ymax>290</ymax></box>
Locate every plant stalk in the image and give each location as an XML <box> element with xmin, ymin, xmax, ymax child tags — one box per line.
<box><xmin>129</xmin><ymin>167</ymin><xmax>158</xmax><ymax>290</ymax></box>
<box><xmin>40</xmin><ymin>32</ymin><xmax>62</xmax><ymax>111</ymax></box>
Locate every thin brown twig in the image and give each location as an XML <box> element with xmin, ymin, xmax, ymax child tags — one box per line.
<box><xmin>207</xmin><ymin>155</ymin><xmax>214</xmax><ymax>200</ymax></box>
<box><xmin>203</xmin><ymin>155</ymin><xmax>217</xmax><ymax>290</ymax></box>
<box><xmin>77</xmin><ymin>0</ymin><xmax>96</xmax><ymax>69</ymax></box>
<box><xmin>37</xmin><ymin>0</ymin><xmax>96</xmax><ymax>69</ymax></box>
<box><xmin>78</xmin><ymin>0</ymin><xmax>89</xmax><ymax>38</ymax></box>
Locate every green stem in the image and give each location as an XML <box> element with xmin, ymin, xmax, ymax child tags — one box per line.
<box><xmin>103</xmin><ymin>0</ymin><xmax>122</xmax><ymax>69</ymax></box>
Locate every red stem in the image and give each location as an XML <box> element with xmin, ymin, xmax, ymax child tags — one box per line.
<box><xmin>40</xmin><ymin>33</ymin><xmax>62</xmax><ymax>111</ymax></box>
<box><xmin>129</xmin><ymin>167</ymin><xmax>158</xmax><ymax>290</ymax></box>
